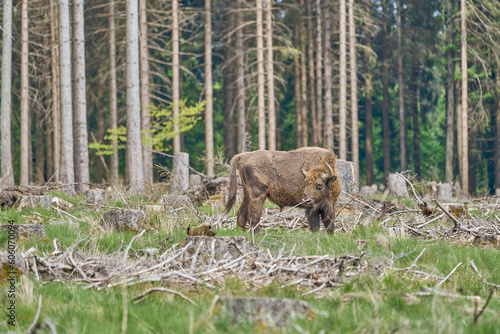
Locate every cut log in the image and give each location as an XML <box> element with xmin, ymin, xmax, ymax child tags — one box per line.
<box><xmin>171</xmin><ymin>152</ymin><xmax>189</xmax><ymax>193</ymax></box>
<box><xmin>211</xmin><ymin>296</ymin><xmax>314</xmax><ymax>326</ymax></box>
<box><xmin>387</xmin><ymin>173</ymin><xmax>409</xmax><ymax>198</ymax></box>
<box><xmin>0</xmin><ymin>224</ymin><xmax>47</xmax><ymax>241</ymax></box>
<box><xmin>84</xmin><ymin>189</ymin><xmax>106</xmax><ymax>205</ymax></box>
<box><xmin>101</xmin><ymin>209</ymin><xmax>145</xmax><ymax>232</ymax></box>
<box><xmin>437</xmin><ymin>183</ymin><xmax>453</xmax><ymax>202</ymax></box>
<box><xmin>12</xmin><ymin>195</ymin><xmax>52</xmax><ymax>210</ymax></box>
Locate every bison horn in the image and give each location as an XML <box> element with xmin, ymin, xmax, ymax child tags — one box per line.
<box><xmin>300</xmin><ymin>162</ymin><xmax>308</xmax><ymax>177</ymax></box>
<box><xmin>322</xmin><ymin>163</ymin><xmax>335</xmax><ymax>180</ymax></box>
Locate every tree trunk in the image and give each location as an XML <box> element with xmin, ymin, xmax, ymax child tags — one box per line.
<box><xmin>35</xmin><ymin>112</ymin><xmax>45</xmax><ymax>185</ymax></box>
<box><xmin>236</xmin><ymin>0</ymin><xmax>246</xmax><ymax>153</ymax></box>
<box><xmin>266</xmin><ymin>0</ymin><xmax>276</xmax><ymax>151</ymax></box>
<box><xmin>139</xmin><ymin>0</ymin><xmax>152</xmax><ymax>183</ymax></box>
<box><xmin>125</xmin><ymin>0</ymin><xmax>145</xmax><ymax>195</ymax></box>
<box><xmin>59</xmin><ymin>0</ymin><xmax>75</xmax><ymax>193</ymax></box>
<box><xmin>382</xmin><ymin>2</ymin><xmax>391</xmax><ymax>183</ymax></box>
<box><xmin>20</xmin><ymin>0</ymin><xmax>30</xmax><ymax>186</ymax></box>
<box><xmin>365</xmin><ymin>72</ymin><xmax>374</xmax><ymax>185</ymax></box>
<box><xmin>72</xmin><ymin>0</ymin><xmax>90</xmax><ymax>194</ymax></box>
<box><xmin>294</xmin><ymin>27</ymin><xmax>302</xmax><ymax>148</ymax></box>
<box><xmin>1</xmin><ymin>0</ymin><xmax>15</xmax><ymax>187</ymax></box>
<box><xmin>456</xmin><ymin>73</ymin><xmax>462</xmax><ymax>182</ymax></box>
<box><xmin>205</xmin><ymin>0</ymin><xmax>214</xmax><ymax>175</ymax></box>
<box><xmin>96</xmin><ymin>70</ymin><xmax>106</xmax><ymax>184</ymax></box>
<box><xmin>445</xmin><ymin>0</ymin><xmax>455</xmax><ymax>183</ymax></box>
<box><xmin>339</xmin><ymin>0</ymin><xmax>347</xmax><ymax>160</ymax></box>
<box><xmin>460</xmin><ymin>0</ymin><xmax>468</xmax><ymax>194</ymax></box>
<box><xmin>495</xmin><ymin>71</ymin><xmax>500</xmax><ymax>191</ymax></box>
<box><xmin>300</xmin><ymin>21</ymin><xmax>308</xmax><ymax>147</ymax></box>
<box><xmin>324</xmin><ymin>0</ymin><xmax>333</xmax><ymax>150</ymax></box>
<box><xmin>349</xmin><ymin>0</ymin><xmax>358</xmax><ymax>171</ymax></box>
<box><xmin>172</xmin><ymin>0</ymin><xmax>181</xmax><ymax>156</ymax></box>
<box><xmin>397</xmin><ymin>0</ymin><xmax>407</xmax><ymax>171</ymax></box>
<box><xmin>315</xmin><ymin>0</ymin><xmax>323</xmax><ymax>147</ymax></box>
<box><xmin>223</xmin><ymin>43</ymin><xmax>236</xmax><ymax>160</ymax></box>
<box><xmin>46</xmin><ymin>104</ymin><xmax>53</xmax><ymax>181</ymax></box>
<box><xmin>468</xmin><ymin>136</ymin><xmax>476</xmax><ymax>194</ymax></box>
<box><xmin>306</xmin><ymin>0</ymin><xmax>317</xmax><ymax>147</ymax></box>
<box><xmin>50</xmin><ymin>0</ymin><xmax>61</xmax><ymax>183</ymax></box>
<box><xmin>257</xmin><ymin>0</ymin><xmax>266</xmax><ymax>149</ymax></box>
<box><xmin>411</xmin><ymin>67</ymin><xmax>420</xmax><ymax>180</ymax></box>
<box><xmin>109</xmin><ymin>0</ymin><xmax>119</xmax><ymax>186</ymax></box>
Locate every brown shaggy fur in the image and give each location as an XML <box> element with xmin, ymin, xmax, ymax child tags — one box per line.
<box><xmin>225</xmin><ymin>147</ymin><xmax>341</xmax><ymax>231</ymax></box>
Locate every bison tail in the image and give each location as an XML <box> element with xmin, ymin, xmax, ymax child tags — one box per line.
<box><xmin>224</xmin><ymin>155</ymin><xmax>239</xmax><ymax>214</ymax></box>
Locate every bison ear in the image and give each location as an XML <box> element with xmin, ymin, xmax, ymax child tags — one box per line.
<box><xmin>326</xmin><ymin>175</ymin><xmax>337</xmax><ymax>185</ymax></box>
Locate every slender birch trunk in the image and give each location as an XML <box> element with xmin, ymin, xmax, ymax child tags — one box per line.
<box><xmin>125</xmin><ymin>0</ymin><xmax>145</xmax><ymax>195</ymax></box>
<box><xmin>205</xmin><ymin>0</ymin><xmax>214</xmax><ymax>175</ymax></box>
<box><xmin>324</xmin><ymin>1</ymin><xmax>333</xmax><ymax>150</ymax></box>
<box><xmin>20</xmin><ymin>0</ymin><xmax>30</xmax><ymax>186</ymax></box>
<box><xmin>294</xmin><ymin>27</ymin><xmax>302</xmax><ymax>148</ymax></box>
<box><xmin>109</xmin><ymin>0</ymin><xmax>119</xmax><ymax>186</ymax></box>
<box><xmin>73</xmin><ymin>0</ymin><xmax>90</xmax><ymax>194</ymax></box>
<box><xmin>339</xmin><ymin>0</ymin><xmax>347</xmax><ymax>160</ymax></box>
<box><xmin>300</xmin><ymin>18</ymin><xmax>308</xmax><ymax>147</ymax></box>
<box><xmin>236</xmin><ymin>0</ymin><xmax>246</xmax><ymax>153</ymax></box>
<box><xmin>140</xmin><ymin>0</ymin><xmax>153</xmax><ymax>183</ymax></box>
<box><xmin>349</xmin><ymin>0</ymin><xmax>358</xmax><ymax>170</ymax></box>
<box><xmin>460</xmin><ymin>0</ymin><xmax>468</xmax><ymax>194</ymax></box>
<box><xmin>50</xmin><ymin>0</ymin><xmax>61</xmax><ymax>183</ymax></box>
<box><xmin>1</xmin><ymin>0</ymin><xmax>15</xmax><ymax>187</ymax></box>
<box><xmin>445</xmin><ymin>0</ymin><xmax>455</xmax><ymax>183</ymax></box>
<box><xmin>397</xmin><ymin>0</ymin><xmax>406</xmax><ymax>172</ymax></box>
<box><xmin>306</xmin><ymin>0</ymin><xmax>317</xmax><ymax>147</ymax></box>
<box><xmin>257</xmin><ymin>0</ymin><xmax>266</xmax><ymax>149</ymax></box>
<box><xmin>266</xmin><ymin>0</ymin><xmax>276</xmax><ymax>151</ymax></box>
<box><xmin>172</xmin><ymin>0</ymin><xmax>181</xmax><ymax>156</ymax></box>
<box><xmin>315</xmin><ymin>0</ymin><xmax>323</xmax><ymax>147</ymax></box>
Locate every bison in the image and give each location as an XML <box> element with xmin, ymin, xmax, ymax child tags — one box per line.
<box><xmin>224</xmin><ymin>147</ymin><xmax>341</xmax><ymax>231</ymax></box>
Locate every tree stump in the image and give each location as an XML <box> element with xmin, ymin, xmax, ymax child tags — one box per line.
<box><xmin>437</xmin><ymin>183</ymin><xmax>453</xmax><ymax>202</ymax></box>
<box><xmin>336</xmin><ymin>160</ymin><xmax>359</xmax><ymax>195</ymax></box>
<box><xmin>360</xmin><ymin>184</ymin><xmax>377</xmax><ymax>197</ymax></box>
<box><xmin>171</xmin><ymin>152</ymin><xmax>190</xmax><ymax>193</ymax></box>
<box><xmin>387</xmin><ymin>173</ymin><xmax>409</xmax><ymax>198</ymax></box>
<box><xmin>101</xmin><ymin>209</ymin><xmax>145</xmax><ymax>232</ymax></box>
<box><xmin>211</xmin><ymin>297</ymin><xmax>314</xmax><ymax>327</ymax></box>
<box><xmin>84</xmin><ymin>189</ymin><xmax>106</xmax><ymax>205</ymax></box>
<box><xmin>12</xmin><ymin>195</ymin><xmax>52</xmax><ymax>210</ymax></box>
<box><xmin>189</xmin><ymin>174</ymin><xmax>202</xmax><ymax>188</ymax></box>
<box><xmin>0</xmin><ymin>224</ymin><xmax>47</xmax><ymax>241</ymax></box>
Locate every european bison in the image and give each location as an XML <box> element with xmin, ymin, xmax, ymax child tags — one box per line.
<box><xmin>225</xmin><ymin>147</ymin><xmax>341</xmax><ymax>231</ymax></box>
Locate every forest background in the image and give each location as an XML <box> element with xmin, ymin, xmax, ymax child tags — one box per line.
<box><xmin>1</xmin><ymin>0</ymin><xmax>500</xmax><ymax>196</ymax></box>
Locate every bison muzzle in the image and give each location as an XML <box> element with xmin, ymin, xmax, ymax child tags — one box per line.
<box><xmin>224</xmin><ymin>147</ymin><xmax>341</xmax><ymax>232</ymax></box>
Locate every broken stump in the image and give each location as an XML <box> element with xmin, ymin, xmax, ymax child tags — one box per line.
<box><xmin>211</xmin><ymin>297</ymin><xmax>314</xmax><ymax>327</ymax></box>
<box><xmin>84</xmin><ymin>189</ymin><xmax>106</xmax><ymax>205</ymax></box>
<box><xmin>0</xmin><ymin>224</ymin><xmax>47</xmax><ymax>241</ymax></box>
<box><xmin>437</xmin><ymin>183</ymin><xmax>453</xmax><ymax>202</ymax></box>
<box><xmin>101</xmin><ymin>209</ymin><xmax>145</xmax><ymax>232</ymax></box>
<box><xmin>171</xmin><ymin>152</ymin><xmax>190</xmax><ymax>193</ymax></box>
<box><xmin>336</xmin><ymin>160</ymin><xmax>359</xmax><ymax>199</ymax></box>
<box><xmin>387</xmin><ymin>174</ymin><xmax>409</xmax><ymax>198</ymax></box>
<box><xmin>12</xmin><ymin>195</ymin><xmax>52</xmax><ymax>211</ymax></box>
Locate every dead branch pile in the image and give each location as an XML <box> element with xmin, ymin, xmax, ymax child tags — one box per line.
<box><xmin>25</xmin><ymin>237</ymin><xmax>367</xmax><ymax>294</ymax></box>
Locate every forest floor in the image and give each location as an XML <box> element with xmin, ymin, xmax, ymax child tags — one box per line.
<box><xmin>0</xmin><ymin>184</ymin><xmax>499</xmax><ymax>333</ymax></box>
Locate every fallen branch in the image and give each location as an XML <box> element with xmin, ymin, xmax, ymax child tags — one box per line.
<box><xmin>473</xmin><ymin>288</ymin><xmax>494</xmax><ymax>324</ymax></box>
<box><xmin>436</xmin><ymin>262</ymin><xmax>462</xmax><ymax>288</ymax></box>
<box><xmin>130</xmin><ymin>287</ymin><xmax>198</xmax><ymax>306</ymax></box>
<box><xmin>433</xmin><ymin>199</ymin><xmax>459</xmax><ymax>232</ymax></box>
<box><xmin>123</xmin><ymin>229</ymin><xmax>146</xmax><ymax>263</ymax></box>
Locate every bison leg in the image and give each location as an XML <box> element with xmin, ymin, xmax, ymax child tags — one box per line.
<box><xmin>305</xmin><ymin>207</ymin><xmax>320</xmax><ymax>231</ymax></box>
<box><xmin>236</xmin><ymin>195</ymin><xmax>250</xmax><ymax>228</ymax></box>
<box><xmin>321</xmin><ymin>213</ymin><xmax>334</xmax><ymax>233</ymax></box>
<box><xmin>248</xmin><ymin>195</ymin><xmax>267</xmax><ymax>228</ymax></box>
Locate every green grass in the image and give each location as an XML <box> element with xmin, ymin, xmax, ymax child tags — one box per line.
<box><xmin>1</xmin><ymin>199</ymin><xmax>499</xmax><ymax>333</ymax></box>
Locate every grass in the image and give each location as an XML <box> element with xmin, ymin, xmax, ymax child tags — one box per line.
<box><xmin>1</xmin><ymin>198</ymin><xmax>499</xmax><ymax>333</ymax></box>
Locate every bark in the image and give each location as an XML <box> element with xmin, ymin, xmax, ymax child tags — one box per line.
<box><xmin>236</xmin><ymin>0</ymin><xmax>246</xmax><ymax>153</ymax></box>
<box><xmin>411</xmin><ymin>67</ymin><xmax>420</xmax><ymax>180</ymax></box>
<box><xmin>339</xmin><ymin>0</ymin><xmax>347</xmax><ymax>160</ymax></box>
<box><xmin>349</xmin><ymin>0</ymin><xmax>358</xmax><ymax>172</ymax></box>
<box><xmin>20</xmin><ymin>0</ymin><xmax>30</xmax><ymax>186</ymax></box>
<box><xmin>266</xmin><ymin>0</ymin><xmax>276</xmax><ymax>151</ymax></box>
<box><xmin>445</xmin><ymin>0</ymin><xmax>455</xmax><ymax>183</ymax></box>
<box><xmin>50</xmin><ymin>0</ymin><xmax>60</xmax><ymax>183</ymax></box>
<box><xmin>397</xmin><ymin>0</ymin><xmax>407</xmax><ymax>171</ymax></box>
<box><xmin>109</xmin><ymin>0</ymin><xmax>119</xmax><ymax>186</ymax></box>
<box><xmin>46</xmin><ymin>103</ymin><xmax>53</xmax><ymax>180</ymax></box>
<box><xmin>460</xmin><ymin>0</ymin><xmax>468</xmax><ymax>194</ymax></box>
<box><xmin>140</xmin><ymin>0</ymin><xmax>153</xmax><ymax>183</ymax></box>
<box><xmin>172</xmin><ymin>0</ymin><xmax>181</xmax><ymax>156</ymax></box>
<box><xmin>35</xmin><ymin>112</ymin><xmax>45</xmax><ymax>185</ymax></box>
<box><xmin>205</xmin><ymin>0</ymin><xmax>214</xmax><ymax>175</ymax></box>
<box><xmin>73</xmin><ymin>0</ymin><xmax>90</xmax><ymax>194</ymax></box>
<box><xmin>306</xmin><ymin>0</ymin><xmax>317</xmax><ymax>147</ymax></box>
<box><xmin>495</xmin><ymin>72</ymin><xmax>500</xmax><ymax>190</ymax></box>
<box><xmin>257</xmin><ymin>0</ymin><xmax>266</xmax><ymax>149</ymax></box>
<box><xmin>125</xmin><ymin>0</ymin><xmax>145</xmax><ymax>195</ymax></box>
<box><xmin>294</xmin><ymin>27</ymin><xmax>302</xmax><ymax>148</ymax></box>
<box><xmin>324</xmin><ymin>0</ymin><xmax>333</xmax><ymax>150</ymax></box>
<box><xmin>382</xmin><ymin>3</ymin><xmax>391</xmax><ymax>183</ymax></box>
<box><xmin>315</xmin><ymin>0</ymin><xmax>323</xmax><ymax>147</ymax></box>
<box><xmin>96</xmin><ymin>70</ymin><xmax>106</xmax><ymax>184</ymax></box>
<box><xmin>365</xmin><ymin>73</ymin><xmax>374</xmax><ymax>185</ymax></box>
<box><xmin>300</xmin><ymin>20</ymin><xmax>308</xmax><ymax>147</ymax></box>
<box><xmin>468</xmin><ymin>137</ymin><xmax>476</xmax><ymax>194</ymax></box>
<box><xmin>1</xmin><ymin>0</ymin><xmax>15</xmax><ymax>187</ymax></box>
<box><xmin>59</xmin><ymin>0</ymin><xmax>75</xmax><ymax>193</ymax></box>
<box><xmin>223</xmin><ymin>43</ymin><xmax>236</xmax><ymax>160</ymax></box>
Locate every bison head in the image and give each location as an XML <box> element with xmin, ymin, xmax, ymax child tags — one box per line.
<box><xmin>301</xmin><ymin>163</ymin><xmax>337</xmax><ymax>208</ymax></box>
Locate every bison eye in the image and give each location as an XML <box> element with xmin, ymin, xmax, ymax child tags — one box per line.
<box><xmin>316</xmin><ymin>184</ymin><xmax>323</xmax><ymax>190</ymax></box>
